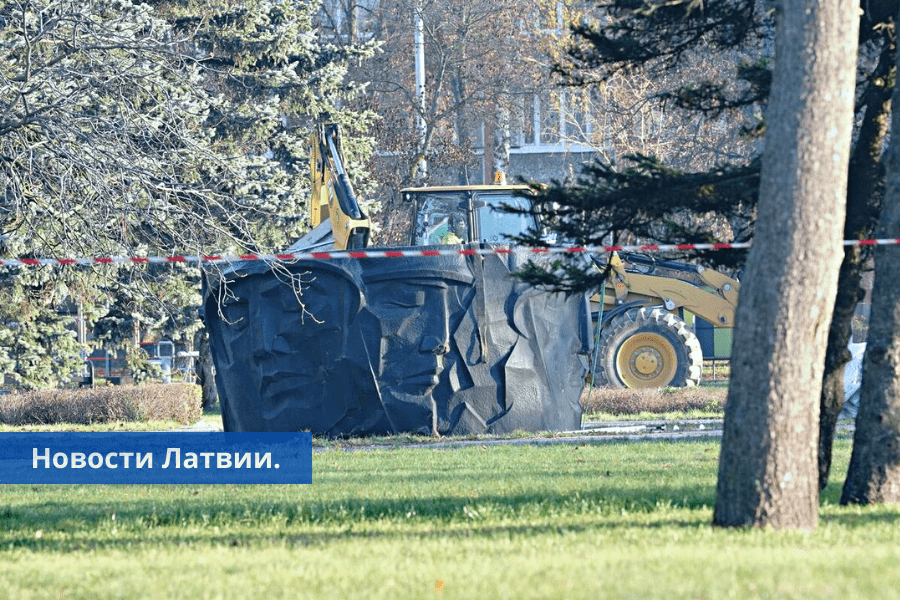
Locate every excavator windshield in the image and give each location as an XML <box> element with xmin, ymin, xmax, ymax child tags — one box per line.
<box><xmin>476</xmin><ymin>193</ymin><xmax>534</xmax><ymax>244</ymax></box>
<box><xmin>409</xmin><ymin>189</ymin><xmax>536</xmax><ymax>246</ymax></box>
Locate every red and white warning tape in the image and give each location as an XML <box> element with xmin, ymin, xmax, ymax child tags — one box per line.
<box><xmin>1</xmin><ymin>238</ymin><xmax>898</xmax><ymax>268</ymax></box>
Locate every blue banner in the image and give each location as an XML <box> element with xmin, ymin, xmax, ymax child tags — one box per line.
<box><xmin>0</xmin><ymin>432</ymin><xmax>312</xmax><ymax>484</ymax></box>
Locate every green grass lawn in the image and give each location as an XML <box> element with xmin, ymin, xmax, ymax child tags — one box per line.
<box><xmin>1</xmin><ymin>436</ymin><xmax>897</xmax><ymax>600</ymax></box>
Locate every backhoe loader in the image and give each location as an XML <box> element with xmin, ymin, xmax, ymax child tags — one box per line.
<box><xmin>308</xmin><ymin>123</ymin><xmax>741</xmax><ymax>389</ymax></box>
<box><xmin>310</xmin><ymin>126</ymin><xmax>740</xmax><ymax>388</ymax></box>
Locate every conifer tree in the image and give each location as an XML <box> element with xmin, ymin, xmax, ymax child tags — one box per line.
<box><xmin>0</xmin><ymin>0</ymin><xmax>375</xmax><ymax>390</ymax></box>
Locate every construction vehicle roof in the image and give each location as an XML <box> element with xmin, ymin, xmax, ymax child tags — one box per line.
<box><xmin>399</xmin><ymin>184</ymin><xmax>534</xmax><ymax>193</ymax></box>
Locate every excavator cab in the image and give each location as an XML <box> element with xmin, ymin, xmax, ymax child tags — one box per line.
<box><xmin>403</xmin><ymin>186</ymin><xmax>537</xmax><ymax>246</ymax></box>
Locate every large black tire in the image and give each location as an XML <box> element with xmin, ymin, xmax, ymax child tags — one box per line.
<box><xmin>593</xmin><ymin>307</ymin><xmax>703</xmax><ymax>388</ymax></box>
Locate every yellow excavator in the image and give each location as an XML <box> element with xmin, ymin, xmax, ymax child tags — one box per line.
<box><xmin>309</xmin><ymin>123</ymin><xmax>740</xmax><ymax>389</ymax></box>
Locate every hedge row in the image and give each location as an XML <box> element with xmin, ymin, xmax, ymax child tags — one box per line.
<box><xmin>581</xmin><ymin>385</ymin><xmax>727</xmax><ymax>416</ymax></box>
<box><xmin>0</xmin><ymin>384</ymin><xmax>202</xmax><ymax>426</ymax></box>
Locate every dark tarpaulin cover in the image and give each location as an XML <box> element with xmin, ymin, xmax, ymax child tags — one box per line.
<box><xmin>202</xmin><ymin>245</ymin><xmax>591</xmax><ymax>436</ymax></box>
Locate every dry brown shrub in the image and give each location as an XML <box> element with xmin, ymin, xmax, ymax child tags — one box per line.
<box><xmin>581</xmin><ymin>385</ymin><xmax>727</xmax><ymax>415</ymax></box>
<box><xmin>0</xmin><ymin>384</ymin><xmax>202</xmax><ymax>426</ymax></box>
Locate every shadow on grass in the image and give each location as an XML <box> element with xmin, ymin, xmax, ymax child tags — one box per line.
<box><xmin>0</xmin><ymin>483</ymin><xmax>717</xmax><ymax>552</ymax></box>
<box><xmin>8</xmin><ymin>506</ymin><xmax>898</xmax><ymax>554</ymax></box>
<box><xmin>1</xmin><ymin>515</ymin><xmax>714</xmax><ymax>553</ymax></box>
<box><xmin>5</xmin><ymin>484</ymin><xmax>894</xmax><ymax>552</ymax></box>
<box><xmin>820</xmin><ymin>510</ymin><xmax>900</xmax><ymax>528</ymax></box>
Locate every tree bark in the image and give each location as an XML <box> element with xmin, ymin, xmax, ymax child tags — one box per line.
<box><xmin>818</xmin><ymin>56</ymin><xmax>891</xmax><ymax>490</ymax></box>
<box><xmin>840</xmin><ymin>34</ymin><xmax>900</xmax><ymax>503</ymax></box>
<box><xmin>713</xmin><ymin>0</ymin><xmax>858</xmax><ymax>529</ymax></box>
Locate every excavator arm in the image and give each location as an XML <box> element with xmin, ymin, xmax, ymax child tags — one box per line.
<box><xmin>309</xmin><ymin>123</ymin><xmax>371</xmax><ymax>250</ymax></box>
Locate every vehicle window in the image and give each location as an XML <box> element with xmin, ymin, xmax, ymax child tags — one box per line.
<box><xmin>414</xmin><ymin>193</ymin><xmax>468</xmax><ymax>245</ymax></box>
<box><xmin>476</xmin><ymin>194</ymin><xmax>535</xmax><ymax>243</ymax></box>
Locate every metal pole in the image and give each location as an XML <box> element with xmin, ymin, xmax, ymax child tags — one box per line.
<box><xmin>414</xmin><ymin>1</ymin><xmax>428</xmax><ymax>181</ymax></box>
<box><xmin>76</xmin><ymin>302</ymin><xmax>85</xmax><ymax>344</ymax></box>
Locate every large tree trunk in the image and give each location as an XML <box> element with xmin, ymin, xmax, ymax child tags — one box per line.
<box><xmin>818</xmin><ymin>52</ymin><xmax>891</xmax><ymax>490</ymax></box>
<box><xmin>840</xmin><ymin>37</ymin><xmax>900</xmax><ymax>503</ymax></box>
<box><xmin>713</xmin><ymin>0</ymin><xmax>858</xmax><ymax>529</ymax></box>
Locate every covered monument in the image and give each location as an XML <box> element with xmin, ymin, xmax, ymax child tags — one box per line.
<box><xmin>202</xmin><ymin>246</ymin><xmax>591</xmax><ymax>436</ymax></box>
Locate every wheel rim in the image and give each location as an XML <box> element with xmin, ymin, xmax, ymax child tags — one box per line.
<box><xmin>615</xmin><ymin>332</ymin><xmax>678</xmax><ymax>388</ymax></box>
